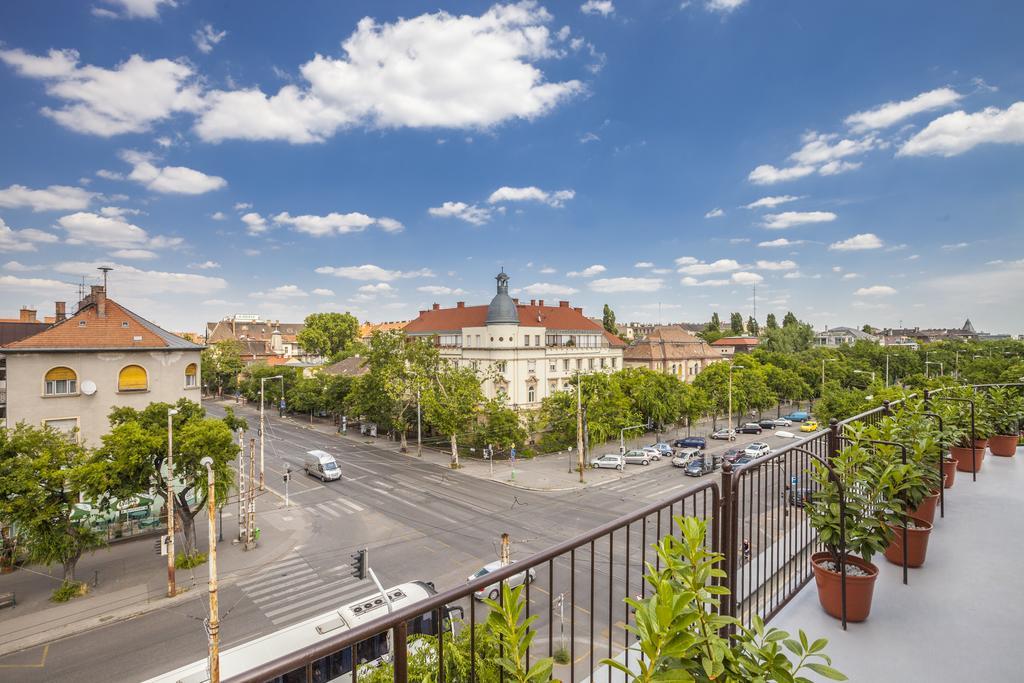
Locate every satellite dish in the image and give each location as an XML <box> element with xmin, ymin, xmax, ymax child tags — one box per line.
<box><xmin>81</xmin><ymin>380</ymin><xmax>97</xmax><ymax>396</ymax></box>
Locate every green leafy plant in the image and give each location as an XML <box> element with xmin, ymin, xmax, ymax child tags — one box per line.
<box><xmin>985</xmin><ymin>386</ymin><xmax>1024</xmax><ymax>436</ymax></box>
<box><xmin>51</xmin><ymin>579</ymin><xmax>87</xmax><ymax>603</ymax></box>
<box><xmin>605</xmin><ymin>516</ymin><xmax>845</xmax><ymax>682</ymax></box>
<box><xmin>175</xmin><ymin>550</ymin><xmax>207</xmax><ymax>569</ymax></box>
<box><xmin>482</xmin><ymin>583</ymin><xmax>556</xmax><ymax>683</ymax></box>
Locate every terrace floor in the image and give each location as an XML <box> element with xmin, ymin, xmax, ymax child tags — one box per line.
<box><xmin>771</xmin><ymin>446</ymin><xmax>1024</xmax><ymax>682</ymax></box>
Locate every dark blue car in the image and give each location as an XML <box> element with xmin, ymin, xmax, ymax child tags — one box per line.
<box><xmin>672</xmin><ymin>436</ymin><xmax>706</xmax><ymax>450</ymax></box>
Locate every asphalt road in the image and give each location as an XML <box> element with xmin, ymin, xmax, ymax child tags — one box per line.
<box><xmin>0</xmin><ymin>405</ymin><xmax>810</xmax><ymax>682</ymax></box>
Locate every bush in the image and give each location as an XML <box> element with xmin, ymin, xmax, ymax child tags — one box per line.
<box><xmin>51</xmin><ymin>580</ymin><xmax>87</xmax><ymax>603</ymax></box>
<box><xmin>553</xmin><ymin>647</ymin><xmax>570</xmax><ymax>665</ymax></box>
<box><xmin>175</xmin><ymin>551</ymin><xmax>207</xmax><ymax>569</ymax></box>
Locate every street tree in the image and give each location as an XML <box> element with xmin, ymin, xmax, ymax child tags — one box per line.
<box><xmin>765</xmin><ymin>313</ymin><xmax>778</xmax><ymax>330</ymax></box>
<box><xmin>201</xmin><ymin>339</ymin><xmax>244</xmax><ymax>396</ymax></box>
<box><xmin>729</xmin><ymin>312</ymin><xmax>744</xmax><ymax>335</ymax></box>
<box><xmin>782</xmin><ymin>311</ymin><xmax>799</xmax><ymax>327</ymax></box>
<box><xmin>239</xmin><ymin>363</ymin><xmax>298</xmax><ymax>404</ymax></box>
<box><xmin>96</xmin><ymin>399</ymin><xmax>238</xmax><ymax>556</ymax></box>
<box><xmin>0</xmin><ymin>423</ymin><xmax>106</xmax><ymax>588</ymax></box>
<box><xmin>287</xmin><ymin>372</ymin><xmax>329</xmax><ymax>422</ymax></box>
<box><xmin>747</xmin><ymin>316</ymin><xmax>760</xmax><ymax>336</ymax></box>
<box><xmin>296</xmin><ymin>312</ymin><xmax>360</xmax><ymax>361</ymax></box>
<box><xmin>602</xmin><ymin>304</ymin><xmax>617</xmax><ymax>335</ymax></box>
<box><xmin>422</xmin><ymin>363</ymin><xmax>485</xmax><ymax>467</ymax></box>
<box><xmin>475</xmin><ymin>397</ymin><xmax>528</xmax><ymax>455</ymax></box>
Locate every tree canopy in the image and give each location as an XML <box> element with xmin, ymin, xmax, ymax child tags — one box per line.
<box><xmin>296</xmin><ymin>312</ymin><xmax>360</xmax><ymax>360</ymax></box>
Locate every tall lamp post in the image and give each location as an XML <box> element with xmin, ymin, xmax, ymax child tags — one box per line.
<box><xmin>200</xmin><ymin>457</ymin><xmax>220</xmax><ymax>683</ymax></box>
<box><xmin>925</xmin><ymin>361</ymin><xmax>943</xmax><ymax>378</ymax></box>
<box><xmin>575</xmin><ymin>371</ymin><xmax>585</xmax><ymax>482</ymax></box>
<box><xmin>728</xmin><ymin>363</ymin><xmax>747</xmax><ymax>435</ymax></box>
<box><xmin>852</xmin><ymin>369</ymin><xmax>875</xmax><ymax>386</ymax></box>
<box><xmin>166</xmin><ymin>407</ymin><xmax>179</xmax><ymax>598</ymax></box>
<box><xmin>884</xmin><ymin>353</ymin><xmax>891</xmax><ymax>387</ymax></box>
<box><xmin>259</xmin><ymin>375</ymin><xmax>283</xmax><ymax>491</ymax></box>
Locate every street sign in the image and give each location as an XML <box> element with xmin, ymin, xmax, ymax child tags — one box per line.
<box><xmin>790</xmin><ymin>475</ymin><xmax>798</xmax><ymax>486</ymax></box>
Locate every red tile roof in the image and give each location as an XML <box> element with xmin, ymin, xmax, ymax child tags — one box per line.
<box><xmin>404</xmin><ymin>303</ymin><xmax>626</xmax><ymax>347</ymax></box>
<box><xmin>711</xmin><ymin>336</ymin><xmax>760</xmax><ymax>347</ymax></box>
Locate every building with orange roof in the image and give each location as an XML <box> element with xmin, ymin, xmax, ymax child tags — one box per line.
<box><xmin>358</xmin><ymin>320</ymin><xmax>409</xmax><ymax>343</ymax></box>
<box><xmin>623</xmin><ymin>326</ymin><xmax>722</xmax><ymax>381</ymax></box>
<box><xmin>1</xmin><ymin>285</ymin><xmax>203</xmax><ymax>444</ymax></box>
<box><xmin>403</xmin><ymin>272</ymin><xmax>625</xmax><ymax>409</ymax></box>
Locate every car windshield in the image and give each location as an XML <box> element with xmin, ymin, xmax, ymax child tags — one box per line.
<box><xmin>626</xmin><ymin>450</ymin><xmax>643</xmax><ymax>456</ymax></box>
<box><xmin>471</xmin><ymin>567</ymin><xmax>490</xmax><ymax>579</ymax></box>
<box><xmin>323</xmin><ymin>461</ymin><xmax>338</xmax><ymax>470</ymax></box>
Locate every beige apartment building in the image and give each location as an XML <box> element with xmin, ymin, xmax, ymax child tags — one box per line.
<box><xmin>0</xmin><ymin>286</ymin><xmax>203</xmax><ymax>445</ymax></box>
<box><xmin>622</xmin><ymin>325</ymin><xmax>722</xmax><ymax>381</ymax></box>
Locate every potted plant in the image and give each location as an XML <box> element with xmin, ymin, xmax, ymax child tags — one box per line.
<box><xmin>806</xmin><ymin>436</ymin><xmax>891</xmax><ymax>622</ymax></box>
<box><xmin>939</xmin><ymin>395</ymin><xmax>986</xmax><ymax>473</ymax></box>
<box><xmin>878</xmin><ymin>453</ymin><xmax>935</xmax><ymax>567</ymax></box>
<box><xmin>986</xmin><ymin>386</ymin><xmax>1023</xmax><ymax>457</ymax></box>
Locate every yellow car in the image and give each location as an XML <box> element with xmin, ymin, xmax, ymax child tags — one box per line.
<box><xmin>800</xmin><ymin>420</ymin><xmax>820</xmax><ymax>432</ymax></box>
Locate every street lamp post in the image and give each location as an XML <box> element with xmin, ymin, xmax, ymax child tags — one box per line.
<box><xmin>259</xmin><ymin>375</ymin><xmax>283</xmax><ymax>491</ymax></box>
<box><xmin>200</xmin><ymin>457</ymin><xmax>220</xmax><ymax>683</ymax></box>
<box><xmin>852</xmin><ymin>369</ymin><xmax>875</xmax><ymax>385</ymax></box>
<box><xmin>925</xmin><ymin>361</ymin><xmax>943</xmax><ymax>378</ymax></box>
<box><xmin>575</xmin><ymin>371</ymin><xmax>584</xmax><ymax>481</ymax></box>
<box><xmin>166</xmin><ymin>408</ymin><xmax>179</xmax><ymax>598</ymax></box>
<box><xmin>884</xmin><ymin>354</ymin><xmax>891</xmax><ymax>387</ymax></box>
<box><xmin>416</xmin><ymin>387</ymin><xmax>422</xmax><ymax>457</ymax></box>
<box><xmin>728</xmin><ymin>364</ymin><xmax>746</xmax><ymax>435</ymax></box>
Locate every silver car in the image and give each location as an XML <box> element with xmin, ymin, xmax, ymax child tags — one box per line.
<box><xmin>622</xmin><ymin>449</ymin><xmax>654</xmax><ymax>465</ymax></box>
<box><xmin>640</xmin><ymin>447</ymin><xmax>662</xmax><ymax>461</ymax></box>
<box><xmin>772</xmin><ymin>418</ymin><xmax>793</xmax><ymax>427</ymax></box>
<box><xmin>591</xmin><ymin>453</ymin><xmax>625</xmax><ymax>470</ymax></box>
<box><xmin>671</xmin><ymin>447</ymin><xmax>700</xmax><ymax>467</ymax></box>
<box><xmin>469</xmin><ymin>560</ymin><xmax>536</xmax><ymax>601</ymax></box>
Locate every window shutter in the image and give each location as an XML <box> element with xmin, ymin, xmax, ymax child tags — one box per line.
<box><xmin>45</xmin><ymin>367</ymin><xmax>77</xmax><ymax>382</ymax></box>
<box><xmin>119</xmin><ymin>365</ymin><xmax>148</xmax><ymax>391</ymax></box>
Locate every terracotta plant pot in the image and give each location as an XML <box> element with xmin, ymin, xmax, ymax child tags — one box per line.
<box><xmin>942</xmin><ymin>458</ymin><xmax>957</xmax><ymax>488</ymax></box>
<box><xmin>884</xmin><ymin>517</ymin><xmax>933</xmax><ymax>568</ymax></box>
<box><xmin>909</xmin><ymin>491</ymin><xmax>940</xmax><ymax>526</ymax></box>
<box><xmin>989</xmin><ymin>434</ymin><xmax>1018</xmax><ymax>457</ymax></box>
<box><xmin>950</xmin><ymin>445</ymin><xmax>983</xmax><ymax>473</ymax></box>
<box><xmin>810</xmin><ymin>551</ymin><xmax>879</xmax><ymax>622</ymax></box>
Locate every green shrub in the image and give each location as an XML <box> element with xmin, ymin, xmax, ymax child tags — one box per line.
<box><xmin>175</xmin><ymin>551</ymin><xmax>207</xmax><ymax>569</ymax></box>
<box><xmin>553</xmin><ymin>647</ymin><xmax>570</xmax><ymax>665</ymax></box>
<box><xmin>51</xmin><ymin>580</ymin><xmax>87</xmax><ymax>602</ymax></box>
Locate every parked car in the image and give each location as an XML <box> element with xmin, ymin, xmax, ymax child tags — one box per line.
<box><xmin>744</xmin><ymin>442</ymin><xmax>771</xmax><ymax>458</ymax></box>
<box><xmin>782</xmin><ymin>411</ymin><xmax>810</xmax><ymax>422</ymax></box>
<box><xmin>302</xmin><ymin>450</ymin><xmax>341</xmax><ymax>481</ymax></box>
<box><xmin>468</xmin><ymin>560</ymin><xmax>536</xmax><ymax>601</ymax></box>
<box><xmin>684</xmin><ymin>455</ymin><xmax>721</xmax><ymax>477</ymax></box>
<box><xmin>623</xmin><ymin>449</ymin><xmax>654</xmax><ymax>465</ymax></box>
<box><xmin>671</xmin><ymin>447</ymin><xmax>700</xmax><ymax>467</ymax></box>
<box><xmin>737</xmin><ymin>423</ymin><xmax>763</xmax><ymax>434</ymax></box>
<box><xmin>788</xmin><ymin>487</ymin><xmax>813</xmax><ymax>507</ymax></box>
<box><xmin>640</xmin><ymin>446</ymin><xmax>662</xmax><ymax>461</ymax></box>
<box><xmin>672</xmin><ymin>436</ymin><xmax>706</xmax><ymax>450</ymax></box>
<box><xmin>590</xmin><ymin>453</ymin><xmax>625</xmax><ymax>470</ymax></box>
<box><xmin>710</xmin><ymin>429</ymin><xmax>736</xmax><ymax>441</ymax></box>
<box><xmin>732</xmin><ymin>455</ymin><xmax>754</xmax><ymax>467</ymax></box>
<box><xmin>800</xmin><ymin>420</ymin><xmax>820</xmax><ymax>432</ymax></box>
<box><xmin>721</xmin><ymin>447</ymin><xmax>745</xmax><ymax>464</ymax></box>
<box><xmin>772</xmin><ymin>418</ymin><xmax>793</xmax><ymax>427</ymax></box>
<box><xmin>758</xmin><ymin>419</ymin><xmax>778</xmax><ymax>430</ymax></box>
<box><xmin>648</xmin><ymin>442</ymin><xmax>675</xmax><ymax>457</ymax></box>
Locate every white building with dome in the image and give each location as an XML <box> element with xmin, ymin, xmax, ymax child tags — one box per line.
<box><xmin>403</xmin><ymin>272</ymin><xmax>626</xmax><ymax>409</ymax></box>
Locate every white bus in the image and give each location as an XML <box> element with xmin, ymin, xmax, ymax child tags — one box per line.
<box><xmin>143</xmin><ymin>581</ymin><xmax>463</xmax><ymax>683</ymax></box>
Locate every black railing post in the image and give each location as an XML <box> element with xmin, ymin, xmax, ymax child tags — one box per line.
<box><xmin>923</xmin><ymin>388</ymin><xmax>931</xmax><ymax>412</ymax></box>
<box><xmin>393</xmin><ymin>621</ymin><xmax>408</xmax><ymax>683</ymax></box>
<box><xmin>828</xmin><ymin>418</ymin><xmax>840</xmax><ymax>461</ymax></box>
<box><xmin>720</xmin><ymin>463</ymin><xmax>737</xmax><ymax>631</ymax></box>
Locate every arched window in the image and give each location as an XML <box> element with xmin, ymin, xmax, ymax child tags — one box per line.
<box><xmin>44</xmin><ymin>367</ymin><xmax>77</xmax><ymax>396</ymax></box>
<box><xmin>184</xmin><ymin>362</ymin><xmax>198</xmax><ymax>388</ymax></box>
<box><xmin>118</xmin><ymin>365</ymin><xmax>148</xmax><ymax>392</ymax></box>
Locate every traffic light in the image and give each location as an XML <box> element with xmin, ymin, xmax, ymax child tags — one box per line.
<box><xmin>350</xmin><ymin>549</ymin><xmax>367</xmax><ymax>580</ymax></box>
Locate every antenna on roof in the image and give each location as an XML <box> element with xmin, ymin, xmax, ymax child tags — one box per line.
<box><xmin>752</xmin><ymin>283</ymin><xmax>757</xmax><ymax>323</ymax></box>
<box><xmin>98</xmin><ymin>266</ymin><xmax>113</xmax><ymax>294</ymax></box>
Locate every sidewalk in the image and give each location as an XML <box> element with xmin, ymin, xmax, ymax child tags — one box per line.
<box><xmin>0</xmin><ymin>492</ymin><xmax>308</xmax><ymax>658</ymax></box>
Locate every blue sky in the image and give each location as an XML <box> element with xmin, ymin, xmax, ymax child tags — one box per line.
<box><xmin>1</xmin><ymin>0</ymin><xmax>1022</xmax><ymax>334</ymax></box>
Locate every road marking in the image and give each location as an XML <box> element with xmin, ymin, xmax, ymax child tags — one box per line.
<box><xmin>335</xmin><ymin>499</ymin><xmax>365</xmax><ymax>513</ymax></box>
<box><xmin>357</xmin><ymin>482</ymin><xmax>460</xmax><ymax>526</ymax></box>
<box><xmin>315</xmin><ymin>503</ymin><xmax>343</xmax><ymax>519</ymax></box>
<box><xmin>263</xmin><ymin>579</ymin><xmax>365</xmax><ymax>619</ymax></box>
<box><xmin>244</xmin><ymin>568</ymin><xmax>319</xmax><ymax>598</ymax></box>
<box><xmin>236</xmin><ymin>556</ymin><xmax>308</xmax><ymax>587</ymax></box>
<box><xmin>0</xmin><ymin>644</ymin><xmax>48</xmax><ymax>669</ymax></box>
<box><xmin>645</xmin><ymin>481</ymin><xmax>692</xmax><ymax>499</ymax></box>
<box><xmin>253</xmin><ymin>573</ymin><xmax>356</xmax><ymax>606</ymax></box>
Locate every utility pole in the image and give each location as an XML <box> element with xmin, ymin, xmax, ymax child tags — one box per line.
<box><xmin>416</xmin><ymin>387</ymin><xmax>422</xmax><ymax>457</ymax></box>
<box><xmin>245</xmin><ymin>438</ymin><xmax>257</xmax><ymax>550</ymax></box>
<box><xmin>201</xmin><ymin>457</ymin><xmax>220</xmax><ymax>683</ymax></box>
<box><xmin>259</xmin><ymin>375</ymin><xmax>283</xmax><ymax>491</ymax></box>
<box><xmin>500</xmin><ymin>533</ymin><xmax>510</xmax><ymax>566</ymax></box>
<box><xmin>885</xmin><ymin>354</ymin><xmax>890</xmax><ymax>388</ymax></box>
<box><xmin>236</xmin><ymin>429</ymin><xmax>244</xmax><ymax>542</ymax></box>
<box><xmin>576</xmin><ymin>372</ymin><xmax>585</xmax><ymax>482</ymax></box>
<box><xmin>166</xmin><ymin>408</ymin><xmax>178</xmax><ymax>597</ymax></box>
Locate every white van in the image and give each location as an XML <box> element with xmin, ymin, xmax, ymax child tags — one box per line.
<box><xmin>303</xmin><ymin>449</ymin><xmax>341</xmax><ymax>481</ymax></box>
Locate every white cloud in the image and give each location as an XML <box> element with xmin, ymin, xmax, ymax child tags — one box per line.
<box><xmin>744</xmin><ymin>195</ymin><xmax>801</xmax><ymax>210</ymax></box>
<box><xmin>99</xmin><ymin>206</ymin><xmax>141</xmax><ymax>218</ymax></box>
<box><xmin>705</xmin><ymin>0</ymin><xmax>747</xmax><ymax>12</ymax></box>
<box><xmin>829</xmin><ymin>233</ymin><xmax>884</xmax><ymax>251</ymax></box>
<box><xmin>428</xmin><ymin>201</ymin><xmax>492</xmax><ymax>226</ymax></box>
<box><xmin>210</xmin><ymin>211</ymin><xmax>227</xmax><ymax>220</ymax></box>
<box><xmin>57</xmin><ymin>211</ymin><xmax>148</xmax><ymax>247</ymax></box>
<box><xmin>674</xmin><ymin>256</ymin><xmax>699</xmax><ymax>266</ymax></box>
<box><xmin>907</xmin><ymin>254</ymin><xmax>920</xmax><ymax>261</ymax></box>
<box><xmin>193</xmin><ymin>23</ymin><xmax>227</xmax><ymax>54</ymax></box>
<box><xmin>96</xmin><ymin>169</ymin><xmax>125</xmax><ymax>180</ymax></box>
<box><xmin>539</xmin><ymin>266</ymin><xmax>557</xmax><ymax>274</ymax></box>
<box><xmin>651</xmin><ymin>268</ymin><xmax>672</xmax><ymax>274</ymax></box>
<box><xmin>854</xmin><ymin>285</ymin><xmax>897</xmax><ymax>297</ymax></box>
<box><xmin>487</xmin><ymin>186</ymin><xmax>575</xmax><ymax>207</ymax></box>
<box><xmin>755</xmin><ymin>259</ymin><xmax>798</xmax><ymax>271</ymax></box>
<box><xmin>728</xmin><ymin>237</ymin><xmax>750</xmax><ymax>244</ymax></box>
<box><xmin>155</xmin><ymin>136</ymin><xmax>173</xmax><ymax>148</ymax></box>
<box><xmin>757</xmin><ymin>238</ymin><xmax>803</xmax><ymax>248</ymax></box>
<box><xmin>634</xmin><ymin>261</ymin><xmax>654</xmax><ymax>268</ymax></box>
<box><xmin>93</xmin><ymin>0</ymin><xmax>177</xmax><ymax>20</ymax></box>
<box><xmin>195</xmin><ymin>4</ymin><xmax>582</xmax><ymax>143</ymax></box>
<box><xmin>678</xmin><ymin>258</ymin><xmax>742</xmax><ymax>276</ymax></box>
<box><xmin>0</xmin><ymin>183</ymin><xmax>95</xmax><ymax>211</ymax></box>
<box><xmin>516</xmin><ymin>282</ymin><xmax>579</xmax><ymax>296</ymax></box>
<box><xmin>358</xmin><ymin>283</ymin><xmax>396</xmax><ymax>296</ymax></box>
<box><xmin>312</xmin><ymin>288</ymin><xmax>335</xmax><ymax>296</ymax></box>
<box><xmin>241</xmin><ymin>212</ymin><xmax>269</xmax><ymax>235</ymax></box>
<box><xmin>417</xmin><ymin>285</ymin><xmax>467</xmax><ymax>295</ymax></box>
<box><xmin>3</xmin><ymin>260</ymin><xmax>46</xmax><ymax>272</ymax></box>
<box><xmin>0</xmin><ymin>218</ymin><xmax>59</xmax><ymax>252</ymax></box>
<box><xmin>0</xmin><ymin>48</ymin><xmax>203</xmax><ymax>136</ymax></box>
<box><xmin>0</xmin><ymin>274</ymin><xmax>71</xmax><ymax>294</ymax></box>
<box><xmin>704</xmin><ymin>208</ymin><xmax>724</xmax><ymax>218</ymax></box>
<box><xmin>898</xmin><ymin>102</ymin><xmax>1024</xmax><ymax>157</ymax></box>
<box><xmin>789</xmin><ymin>131</ymin><xmax>878</xmax><ymax>167</ymax></box>
<box><xmin>315</xmin><ymin>264</ymin><xmax>434</xmax><ymax>281</ymax></box>
<box><xmin>272</xmin><ymin>211</ymin><xmax>403</xmax><ymax>236</ymax></box>
<box><xmin>818</xmin><ymin>160</ymin><xmax>862</xmax><ymax>175</ymax></box>
<box><xmin>748</xmin><ymin>164</ymin><xmax>815</xmax><ymax>185</ymax></box>
<box><xmin>845</xmin><ymin>87</ymin><xmax>963</xmax><ymax>133</ymax></box>
<box><xmin>579</xmin><ymin>132</ymin><xmax>600</xmax><ymax>143</ymax></box>
<box><xmin>782</xmin><ymin>271</ymin><xmax>821</xmax><ymax>280</ymax></box>
<box><xmin>234</xmin><ymin>202</ymin><xmax>252</xmax><ymax>210</ymax></box>
<box><xmin>580</xmin><ymin>1</ymin><xmax>614</xmax><ymax>16</ymax></box>
<box><xmin>842</xmin><ymin>272</ymin><xmax>860</xmax><ymax>280</ymax></box>
<box><xmin>589</xmin><ymin>277</ymin><xmax>662</xmax><ymax>293</ymax></box>
<box><xmin>253</xmin><ymin>284</ymin><xmax>309</xmax><ymax>299</ymax></box>
<box><xmin>941</xmin><ymin>242</ymin><xmax>969</xmax><ymax>250</ymax></box>
<box><xmin>111</xmin><ymin>248</ymin><xmax>158</xmax><ymax>260</ymax></box>
<box><xmin>189</xmin><ymin>260</ymin><xmax>220</xmax><ymax>270</ymax></box>
<box><xmin>730</xmin><ymin>271</ymin><xmax>764</xmax><ymax>285</ymax></box>
<box><xmin>567</xmin><ymin>264</ymin><xmax>606</xmax><ymax>278</ymax></box>
<box><xmin>120</xmin><ymin>150</ymin><xmax>227</xmax><ymax>194</ymax></box>
<box><xmin>54</xmin><ymin>260</ymin><xmax>226</xmax><ymax>295</ymax></box>
<box><xmin>762</xmin><ymin>211</ymin><xmax>837</xmax><ymax>229</ymax></box>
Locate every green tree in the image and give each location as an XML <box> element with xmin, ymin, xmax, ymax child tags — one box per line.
<box><xmin>296</xmin><ymin>312</ymin><xmax>360</xmax><ymax>360</ymax></box>
<box><xmin>783</xmin><ymin>311</ymin><xmax>799</xmax><ymax>327</ymax></box>
<box><xmin>323</xmin><ymin>373</ymin><xmax>355</xmax><ymax>418</ymax></box>
<box><xmin>602</xmin><ymin>303</ymin><xmax>617</xmax><ymax>335</ymax></box>
<box><xmin>287</xmin><ymin>372</ymin><xmax>329</xmax><ymax>422</ymax></box>
<box><xmin>238</xmin><ymin>364</ymin><xmax>298</xmax><ymax>404</ymax></box>
<box><xmin>763</xmin><ymin>317</ymin><xmax>814</xmax><ymax>353</ymax></box>
<box><xmin>422</xmin><ymin>364</ymin><xmax>485</xmax><ymax>467</ymax></box>
<box><xmin>729</xmin><ymin>312</ymin><xmax>744</xmax><ymax>335</ymax></box>
<box><xmin>747</xmin><ymin>315</ymin><xmax>760</xmax><ymax>336</ymax></box>
<box><xmin>96</xmin><ymin>400</ymin><xmax>239</xmax><ymax>555</ymax></box>
<box><xmin>475</xmin><ymin>398</ymin><xmax>528</xmax><ymax>454</ymax></box>
<box><xmin>0</xmin><ymin>424</ymin><xmax>106</xmax><ymax>588</ymax></box>
<box><xmin>709</xmin><ymin>312</ymin><xmax>721</xmax><ymax>331</ymax></box>
<box><xmin>201</xmin><ymin>339</ymin><xmax>244</xmax><ymax>395</ymax></box>
<box><xmin>765</xmin><ymin>312</ymin><xmax>778</xmax><ymax>330</ymax></box>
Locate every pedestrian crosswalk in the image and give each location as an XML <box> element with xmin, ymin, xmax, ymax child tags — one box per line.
<box><xmin>237</xmin><ymin>555</ymin><xmax>372</xmax><ymax>626</ymax></box>
<box><xmin>310</xmin><ymin>498</ymin><xmax>365</xmax><ymax>519</ymax></box>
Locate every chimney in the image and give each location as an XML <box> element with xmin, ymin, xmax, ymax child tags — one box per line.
<box><xmin>574</xmin><ymin>307</ymin><xmax>583</xmax><ymax>313</ymax></box>
<box><xmin>559</xmin><ymin>300</ymin><xmax>570</xmax><ymax>308</ymax></box>
<box><xmin>432</xmin><ymin>303</ymin><xmax>440</xmax><ymax>310</ymax></box>
<box><xmin>512</xmin><ymin>298</ymin><xmax>519</xmax><ymax>305</ymax></box>
<box><xmin>419</xmin><ymin>310</ymin><xmax>427</xmax><ymax>315</ymax></box>
<box><xmin>530</xmin><ymin>299</ymin><xmax>536</xmax><ymax>306</ymax></box>
<box><xmin>456</xmin><ymin>301</ymin><xmax>465</xmax><ymax>308</ymax></box>
<box><xmin>19</xmin><ymin>307</ymin><xmax>37</xmax><ymax>323</ymax></box>
<box><xmin>538</xmin><ymin>299</ymin><xmax>544</xmax><ymax>307</ymax></box>
<box><xmin>90</xmin><ymin>285</ymin><xmax>107</xmax><ymax>318</ymax></box>
<box><xmin>55</xmin><ymin>301</ymin><xmax>66</xmax><ymax>322</ymax></box>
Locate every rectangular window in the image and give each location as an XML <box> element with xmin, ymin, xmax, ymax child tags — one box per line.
<box><xmin>588</xmin><ymin>358</ymin><xmax>595</xmax><ymax>370</ymax></box>
<box><xmin>524</xmin><ymin>335</ymin><xmax>530</xmax><ymax>346</ymax></box>
<box><xmin>475</xmin><ymin>334</ymin><xmax>481</xmax><ymax>346</ymax></box>
<box><xmin>528</xmin><ymin>385</ymin><xmax>536</xmax><ymax>402</ymax></box>
<box><xmin>495</xmin><ymin>361</ymin><xmax>507</xmax><ymax>373</ymax></box>
<box><xmin>576</xmin><ymin>358</ymin><xmax>582</xmax><ymax>370</ymax></box>
<box><xmin>549</xmin><ymin>360</ymin><xmax>556</xmax><ymax>372</ymax></box>
<box><xmin>534</xmin><ymin>335</ymin><xmax>540</xmax><ymax>346</ymax></box>
<box><xmin>527</xmin><ymin>360</ymin><xmax>536</xmax><ymax>372</ymax></box>
<box><xmin>563</xmin><ymin>359</ymin><xmax>570</xmax><ymax>371</ymax></box>
<box><xmin>611</xmin><ymin>357</ymin><xmax>617</xmax><ymax>369</ymax></box>
<box><xmin>600</xmin><ymin>358</ymin><xmax>606</xmax><ymax>369</ymax></box>
<box><xmin>549</xmin><ymin>381</ymin><xmax>557</xmax><ymax>393</ymax></box>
